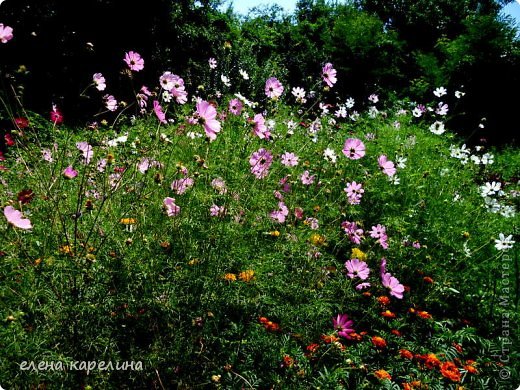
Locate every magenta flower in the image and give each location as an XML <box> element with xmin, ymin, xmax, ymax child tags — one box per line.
<box><xmin>196</xmin><ymin>100</ymin><xmax>221</xmax><ymax>141</ymax></box>
<box><xmin>382</xmin><ymin>272</ymin><xmax>405</xmax><ymax>299</ymax></box>
<box><xmin>341</xmin><ymin>221</ymin><xmax>364</xmax><ymax>244</ymax></box>
<box><xmin>345</xmin><ymin>259</ymin><xmax>370</xmax><ymax>280</ymax></box>
<box><xmin>104</xmin><ymin>94</ymin><xmax>118</xmax><ymax>112</ymax></box>
<box><xmin>280</xmin><ymin>152</ymin><xmax>299</xmax><ymax>167</ymax></box>
<box><xmin>378</xmin><ymin>155</ymin><xmax>396</xmax><ymax>177</ymax></box>
<box><xmin>321</xmin><ymin>63</ymin><xmax>337</xmax><ymax>88</ymax></box>
<box><xmin>171</xmin><ymin>177</ymin><xmax>194</xmax><ymax>195</ymax></box>
<box><xmin>300</xmin><ymin>170</ymin><xmax>316</xmax><ymax>185</ymax></box>
<box><xmin>124</xmin><ymin>51</ymin><xmax>144</xmax><ymax>72</ymax></box>
<box><xmin>0</xmin><ymin>24</ymin><xmax>13</xmax><ymax>43</ymax></box>
<box><xmin>50</xmin><ymin>105</ymin><xmax>63</xmax><ymax>125</ymax></box>
<box><xmin>163</xmin><ymin>197</ymin><xmax>180</xmax><ymax>217</ymax></box>
<box><xmin>332</xmin><ymin>314</ymin><xmax>355</xmax><ymax>339</ymax></box>
<box><xmin>265</xmin><ymin>77</ymin><xmax>284</xmax><ymax>99</ymax></box>
<box><xmin>342</xmin><ymin>138</ymin><xmax>366</xmax><ymax>160</ymax></box>
<box><xmin>249</xmin><ymin>148</ymin><xmax>273</xmax><ymax>179</ymax></box>
<box><xmin>252</xmin><ymin>113</ymin><xmax>270</xmax><ymax>139</ymax></box>
<box><xmin>294</xmin><ymin>207</ymin><xmax>304</xmax><ymax>219</ymax></box>
<box><xmin>229</xmin><ymin>98</ymin><xmax>243</xmax><ymax>115</ymax></box>
<box><xmin>4</xmin><ymin>206</ymin><xmax>32</xmax><ymax>230</ymax></box>
<box><xmin>153</xmin><ymin>100</ymin><xmax>167</xmax><ymax>124</ymax></box>
<box><xmin>63</xmin><ymin>166</ymin><xmax>78</xmax><ymax>179</ymax></box>
<box><xmin>93</xmin><ymin>73</ymin><xmax>106</xmax><ymax>91</ymax></box>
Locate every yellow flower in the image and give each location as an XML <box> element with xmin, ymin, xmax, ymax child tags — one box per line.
<box><xmin>223</xmin><ymin>273</ymin><xmax>237</xmax><ymax>282</ymax></box>
<box><xmin>239</xmin><ymin>270</ymin><xmax>255</xmax><ymax>282</ymax></box>
<box><xmin>59</xmin><ymin>245</ymin><xmax>73</xmax><ymax>255</ymax></box>
<box><xmin>269</xmin><ymin>230</ymin><xmax>280</xmax><ymax>237</ymax></box>
<box><xmin>351</xmin><ymin>248</ymin><xmax>367</xmax><ymax>261</ymax></box>
<box><xmin>310</xmin><ymin>234</ymin><xmax>326</xmax><ymax>246</ymax></box>
<box><xmin>120</xmin><ymin>218</ymin><xmax>136</xmax><ymax>225</ymax></box>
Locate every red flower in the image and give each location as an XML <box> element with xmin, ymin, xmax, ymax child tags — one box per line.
<box><xmin>17</xmin><ymin>189</ymin><xmax>35</xmax><ymax>204</ymax></box>
<box><xmin>381</xmin><ymin>310</ymin><xmax>396</xmax><ymax>318</ymax></box>
<box><xmin>4</xmin><ymin>134</ymin><xmax>14</xmax><ymax>147</ymax></box>
<box><xmin>14</xmin><ymin>117</ymin><xmax>29</xmax><ymax>129</ymax></box>
<box><xmin>399</xmin><ymin>349</ymin><xmax>414</xmax><ymax>360</ymax></box>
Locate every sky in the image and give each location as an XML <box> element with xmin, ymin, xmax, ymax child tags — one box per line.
<box><xmin>223</xmin><ymin>0</ymin><xmax>520</xmax><ymax>26</ymax></box>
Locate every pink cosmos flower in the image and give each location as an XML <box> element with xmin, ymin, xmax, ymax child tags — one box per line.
<box><xmin>4</xmin><ymin>206</ymin><xmax>32</xmax><ymax>229</ymax></box>
<box><xmin>294</xmin><ymin>207</ymin><xmax>304</xmax><ymax>219</ymax></box>
<box><xmin>321</xmin><ymin>63</ymin><xmax>337</xmax><ymax>88</ymax></box>
<box><xmin>196</xmin><ymin>100</ymin><xmax>221</xmax><ymax>141</ymax></box>
<box><xmin>344</xmin><ymin>181</ymin><xmax>364</xmax><ymax>205</ymax></box>
<box><xmin>345</xmin><ymin>259</ymin><xmax>370</xmax><ymax>280</ymax></box>
<box><xmin>50</xmin><ymin>104</ymin><xmax>63</xmax><ymax>125</ymax></box>
<box><xmin>355</xmin><ymin>282</ymin><xmax>371</xmax><ymax>290</ymax></box>
<box><xmin>171</xmin><ymin>177</ymin><xmax>194</xmax><ymax>195</ymax></box>
<box><xmin>265</xmin><ymin>77</ymin><xmax>284</xmax><ymax>99</ymax></box>
<box><xmin>163</xmin><ymin>197</ymin><xmax>180</xmax><ymax>217</ymax></box>
<box><xmin>153</xmin><ymin>100</ymin><xmax>167</xmax><ymax>124</ymax></box>
<box><xmin>249</xmin><ymin>148</ymin><xmax>273</xmax><ymax>179</ymax></box>
<box><xmin>63</xmin><ymin>166</ymin><xmax>78</xmax><ymax>179</ymax></box>
<box><xmin>332</xmin><ymin>314</ymin><xmax>355</xmax><ymax>339</ymax></box>
<box><xmin>279</xmin><ymin>176</ymin><xmax>291</xmax><ymax>193</ymax></box>
<box><xmin>252</xmin><ymin>113</ymin><xmax>270</xmax><ymax>139</ymax></box>
<box><xmin>380</xmin><ymin>258</ymin><xmax>387</xmax><ymax>277</ymax></box>
<box><xmin>370</xmin><ymin>224</ymin><xmax>386</xmax><ymax>239</ymax></box>
<box><xmin>280</xmin><ymin>152</ymin><xmax>299</xmax><ymax>167</ymax></box>
<box><xmin>229</xmin><ymin>98</ymin><xmax>243</xmax><ymax>116</ymax></box>
<box><xmin>341</xmin><ymin>221</ymin><xmax>364</xmax><ymax>244</ymax></box>
<box><xmin>124</xmin><ymin>51</ymin><xmax>144</xmax><ymax>72</ymax></box>
<box><xmin>343</xmin><ymin>138</ymin><xmax>365</xmax><ymax>160</ymax></box>
<box><xmin>76</xmin><ymin>141</ymin><xmax>93</xmax><ymax>164</ymax></box>
<box><xmin>210</xmin><ymin>204</ymin><xmax>226</xmax><ymax>217</ymax></box>
<box><xmin>104</xmin><ymin>95</ymin><xmax>118</xmax><ymax>111</ymax></box>
<box><xmin>93</xmin><ymin>73</ymin><xmax>106</xmax><ymax>91</ymax></box>
<box><xmin>378</xmin><ymin>155</ymin><xmax>396</xmax><ymax>177</ymax></box>
<box><xmin>300</xmin><ymin>170</ymin><xmax>315</xmax><ymax>185</ymax></box>
<box><xmin>382</xmin><ymin>272</ymin><xmax>405</xmax><ymax>299</ymax></box>
<box><xmin>208</xmin><ymin>58</ymin><xmax>217</xmax><ymax>69</ymax></box>
<box><xmin>42</xmin><ymin>149</ymin><xmax>53</xmax><ymax>162</ymax></box>
<box><xmin>159</xmin><ymin>71</ymin><xmax>176</xmax><ymax>91</ymax></box>
<box><xmin>270</xmin><ymin>202</ymin><xmax>289</xmax><ymax>223</ymax></box>
<box><xmin>368</xmin><ymin>94</ymin><xmax>379</xmax><ymax>103</ymax></box>
<box><xmin>0</xmin><ymin>24</ymin><xmax>14</xmax><ymax>43</ymax></box>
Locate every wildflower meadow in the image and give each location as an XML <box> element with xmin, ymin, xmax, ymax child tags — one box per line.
<box><xmin>1</xmin><ymin>1</ymin><xmax>519</xmax><ymax>389</ymax></box>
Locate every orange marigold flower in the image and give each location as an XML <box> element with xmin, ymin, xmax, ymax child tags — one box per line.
<box><xmin>223</xmin><ymin>273</ymin><xmax>237</xmax><ymax>281</ymax></box>
<box><xmin>440</xmin><ymin>361</ymin><xmax>461</xmax><ymax>382</ymax></box>
<box><xmin>423</xmin><ymin>276</ymin><xmax>434</xmax><ymax>284</ymax></box>
<box><xmin>408</xmin><ymin>308</ymin><xmax>416</xmax><ymax>314</ymax></box>
<box><xmin>372</xmin><ymin>336</ymin><xmax>387</xmax><ymax>349</ymax></box>
<box><xmin>417</xmin><ymin>311</ymin><xmax>432</xmax><ymax>319</ymax></box>
<box><xmin>381</xmin><ymin>310</ymin><xmax>396</xmax><ymax>318</ymax></box>
<box><xmin>464</xmin><ymin>364</ymin><xmax>478</xmax><ymax>374</ymax></box>
<box><xmin>238</xmin><ymin>269</ymin><xmax>255</xmax><ymax>282</ymax></box>
<box><xmin>391</xmin><ymin>329</ymin><xmax>402</xmax><ymax>337</ymax></box>
<box><xmin>362</xmin><ymin>291</ymin><xmax>372</xmax><ymax>297</ymax></box>
<box><xmin>399</xmin><ymin>349</ymin><xmax>414</xmax><ymax>360</ymax></box>
<box><xmin>402</xmin><ymin>383</ymin><xmax>413</xmax><ymax>390</ymax></box>
<box><xmin>349</xmin><ymin>332</ymin><xmax>363</xmax><ymax>341</ymax></box>
<box><xmin>377</xmin><ymin>296</ymin><xmax>391</xmax><ymax>306</ymax></box>
<box><xmin>374</xmin><ymin>369</ymin><xmax>392</xmax><ymax>381</ymax></box>
<box><xmin>321</xmin><ymin>334</ymin><xmax>339</xmax><ymax>344</ymax></box>
<box><xmin>424</xmin><ymin>353</ymin><xmax>441</xmax><ymax>369</ymax></box>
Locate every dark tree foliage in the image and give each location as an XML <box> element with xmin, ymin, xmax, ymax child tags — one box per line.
<box><xmin>0</xmin><ymin>0</ymin><xmax>518</xmax><ymax>144</ymax></box>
